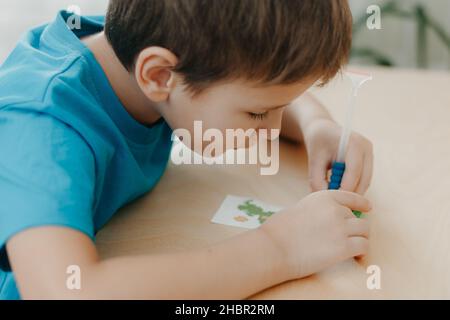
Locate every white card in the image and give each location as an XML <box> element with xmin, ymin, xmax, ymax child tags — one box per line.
<box><xmin>211</xmin><ymin>195</ymin><xmax>283</xmax><ymax>229</ymax></box>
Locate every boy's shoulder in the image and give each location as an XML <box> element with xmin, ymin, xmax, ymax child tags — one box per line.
<box><xmin>0</xmin><ymin>10</ymin><xmax>173</xmax><ymax>151</ymax></box>
<box><xmin>0</xmin><ymin>12</ymin><xmax>122</xmax><ymax>152</ymax></box>
<box><xmin>0</xmin><ymin>11</ymin><xmax>106</xmax><ymax>113</ymax></box>
<box><xmin>0</xmin><ymin>36</ymin><xmax>93</xmax><ymax>111</ymax></box>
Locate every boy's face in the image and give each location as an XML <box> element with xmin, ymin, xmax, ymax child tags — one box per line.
<box><xmin>133</xmin><ymin>47</ymin><xmax>316</xmax><ymax>155</ymax></box>
<box><xmin>158</xmin><ymin>78</ymin><xmax>316</xmax><ymax>155</ymax></box>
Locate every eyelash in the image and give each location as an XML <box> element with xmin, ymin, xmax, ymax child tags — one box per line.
<box><xmin>249</xmin><ymin>112</ymin><xmax>269</xmax><ymax>121</ymax></box>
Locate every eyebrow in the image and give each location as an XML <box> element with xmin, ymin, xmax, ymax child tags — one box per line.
<box><xmin>259</xmin><ymin>104</ymin><xmax>289</xmax><ymax>111</ymax></box>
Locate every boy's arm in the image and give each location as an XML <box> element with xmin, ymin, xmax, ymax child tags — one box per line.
<box><xmin>7</xmin><ymin>190</ymin><xmax>372</xmax><ymax>299</ymax></box>
<box><xmin>280</xmin><ymin>92</ymin><xmax>334</xmax><ymax>144</ymax></box>
<box><xmin>7</xmin><ymin>226</ymin><xmax>286</xmax><ymax>299</ymax></box>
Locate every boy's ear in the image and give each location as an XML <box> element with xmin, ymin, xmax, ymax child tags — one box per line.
<box><xmin>135</xmin><ymin>47</ymin><xmax>178</xmax><ymax>102</ymax></box>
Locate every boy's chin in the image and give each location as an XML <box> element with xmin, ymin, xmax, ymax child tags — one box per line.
<box><xmin>198</xmin><ymin>146</ymin><xmax>250</xmax><ymax>158</ymax></box>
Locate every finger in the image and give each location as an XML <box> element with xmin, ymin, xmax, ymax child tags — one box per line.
<box><xmin>328</xmin><ymin>190</ymin><xmax>372</xmax><ymax>212</ymax></box>
<box><xmin>346</xmin><ymin>218</ymin><xmax>370</xmax><ymax>238</ymax></box>
<box><xmin>309</xmin><ymin>157</ymin><xmax>330</xmax><ymax>192</ymax></box>
<box><xmin>340</xmin><ymin>147</ymin><xmax>363</xmax><ymax>192</ymax></box>
<box><xmin>342</xmin><ymin>207</ymin><xmax>355</xmax><ymax>219</ymax></box>
<box><xmin>355</xmin><ymin>151</ymin><xmax>374</xmax><ymax>195</ymax></box>
<box><xmin>346</xmin><ymin>237</ymin><xmax>369</xmax><ymax>258</ymax></box>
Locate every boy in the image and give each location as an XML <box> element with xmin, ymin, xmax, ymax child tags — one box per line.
<box><xmin>0</xmin><ymin>0</ymin><xmax>373</xmax><ymax>299</ymax></box>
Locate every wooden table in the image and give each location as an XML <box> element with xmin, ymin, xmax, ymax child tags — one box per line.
<box><xmin>96</xmin><ymin>67</ymin><xmax>450</xmax><ymax>299</ymax></box>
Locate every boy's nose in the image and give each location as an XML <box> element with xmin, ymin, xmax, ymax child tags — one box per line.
<box><xmin>257</xmin><ymin>126</ymin><xmax>281</xmax><ymax>141</ymax></box>
<box><xmin>258</xmin><ymin>115</ymin><xmax>282</xmax><ymax>140</ymax></box>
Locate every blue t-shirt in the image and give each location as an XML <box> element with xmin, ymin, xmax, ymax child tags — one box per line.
<box><xmin>0</xmin><ymin>11</ymin><xmax>174</xmax><ymax>299</ymax></box>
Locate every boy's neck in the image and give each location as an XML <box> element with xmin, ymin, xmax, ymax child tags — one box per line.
<box><xmin>82</xmin><ymin>32</ymin><xmax>162</xmax><ymax>127</ymax></box>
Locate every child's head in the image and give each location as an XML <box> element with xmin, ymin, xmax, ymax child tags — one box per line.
<box><xmin>105</xmin><ymin>0</ymin><xmax>352</xmax><ymax>151</ymax></box>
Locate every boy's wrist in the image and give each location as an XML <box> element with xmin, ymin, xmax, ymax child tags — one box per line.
<box><xmin>253</xmin><ymin>227</ymin><xmax>293</xmax><ymax>282</ymax></box>
<box><xmin>290</xmin><ymin>94</ymin><xmax>335</xmax><ymax>138</ymax></box>
<box><xmin>301</xmin><ymin>117</ymin><xmax>337</xmax><ymax>140</ymax></box>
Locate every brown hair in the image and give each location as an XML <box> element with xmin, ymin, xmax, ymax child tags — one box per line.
<box><xmin>105</xmin><ymin>0</ymin><xmax>352</xmax><ymax>91</ymax></box>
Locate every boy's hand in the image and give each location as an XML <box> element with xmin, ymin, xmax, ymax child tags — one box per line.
<box><xmin>302</xmin><ymin>118</ymin><xmax>374</xmax><ymax>195</ymax></box>
<box><xmin>260</xmin><ymin>190</ymin><xmax>371</xmax><ymax>280</ymax></box>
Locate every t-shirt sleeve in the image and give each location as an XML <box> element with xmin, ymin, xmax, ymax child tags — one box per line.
<box><xmin>0</xmin><ymin>108</ymin><xmax>96</xmax><ymax>271</ymax></box>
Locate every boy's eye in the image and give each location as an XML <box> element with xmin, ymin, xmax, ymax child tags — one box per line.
<box><xmin>248</xmin><ymin>112</ymin><xmax>269</xmax><ymax>121</ymax></box>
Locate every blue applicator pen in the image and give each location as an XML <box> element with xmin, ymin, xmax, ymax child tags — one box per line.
<box><xmin>328</xmin><ymin>70</ymin><xmax>372</xmax><ymax>218</ymax></box>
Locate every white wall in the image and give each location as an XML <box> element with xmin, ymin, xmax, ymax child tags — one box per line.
<box><xmin>349</xmin><ymin>0</ymin><xmax>450</xmax><ymax>70</ymax></box>
<box><xmin>0</xmin><ymin>0</ymin><xmax>107</xmax><ymax>61</ymax></box>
